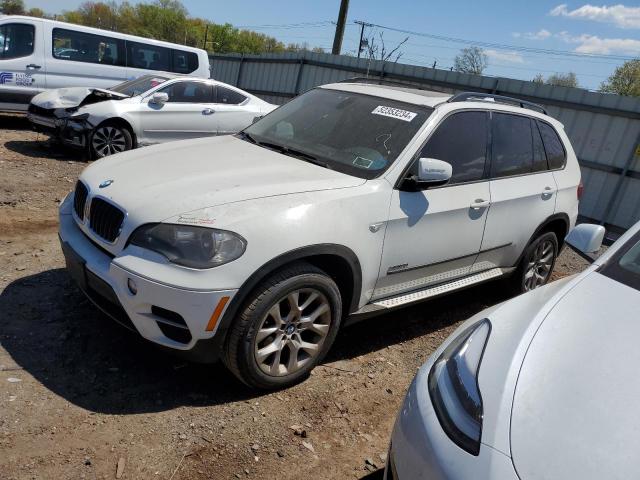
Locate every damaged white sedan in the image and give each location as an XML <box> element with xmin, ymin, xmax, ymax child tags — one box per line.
<box><xmin>27</xmin><ymin>74</ymin><xmax>276</xmax><ymax>158</ymax></box>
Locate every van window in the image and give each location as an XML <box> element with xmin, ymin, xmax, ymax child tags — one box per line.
<box><xmin>417</xmin><ymin>111</ymin><xmax>488</xmax><ymax>184</ymax></box>
<box><xmin>215</xmin><ymin>86</ymin><xmax>247</xmax><ymax>105</ymax></box>
<box><xmin>52</xmin><ymin>28</ymin><xmax>124</xmax><ymax>66</ymax></box>
<box><xmin>172</xmin><ymin>49</ymin><xmax>198</xmax><ymax>74</ymax></box>
<box><xmin>538</xmin><ymin>121</ymin><xmax>566</xmax><ymax>170</ymax></box>
<box><xmin>127</xmin><ymin>42</ymin><xmax>170</xmax><ymax>71</ymax></box>
<box><xmin>0</xmin><ymin>23</ymin><xmax>35</xmax><ymax>59</ymax></box>
<box><xmin>491</xmin><ymin>113</ymin><xmax>534</xmax><ymax>178</ymax></box>
<box><xmin>158</xmin><ymin>81</ymin><xmax>213</xmax><ymax>103</ymax></box>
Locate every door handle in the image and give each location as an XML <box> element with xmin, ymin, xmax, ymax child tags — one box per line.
<box><xmin>26</xmin><ymin>64</ymin><xmax>41</xmax><ymax>69</ymax></box>
<box><xmin>470</xmin><ymin>199</ymin><xmax>491</xmax><ymax>209</ymax></box>
<box><xmin>542</xmin><ymin>186</ymin><xmax>554</xmax><ymax>197</ymax></box>
<box><xmin>202</xmin><ymin>108</ymin><xmax>215</xmax><ymax>115</ymax></box>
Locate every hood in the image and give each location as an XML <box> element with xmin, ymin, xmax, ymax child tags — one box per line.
<box><xmin>31</xmin><ymin>87</ymin><xmax>128</xmax><ymax>110</ymax></box>
<box><xmin>510</xmin><ymin>271</ymin><xmax>640</xmax><ymax>479</ymax></box>
<box><xmin>80</xmin><ymin>135</ymin><xmax>365</xmax><ymax>225</ymax></box>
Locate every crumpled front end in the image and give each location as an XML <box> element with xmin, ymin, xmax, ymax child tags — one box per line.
<box><xmin>27</xmin><ymin>87</ymin><xmax>127</xmax><ymax>147</ymax></box>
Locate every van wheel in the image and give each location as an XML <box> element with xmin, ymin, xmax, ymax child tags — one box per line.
<box><xmin>514</xmin><ymin>232</ymin><xmax>558</xmax><ymax>293</ymax></box>
<box><xmin>90</xmin><ymin>122</ymin><xmax>132</xmax><ymax>159</ymax></box>
<box><xmin>224</xmin><ymin>262</ymin><xmax>342</xmax><ymax>390</ymax></box>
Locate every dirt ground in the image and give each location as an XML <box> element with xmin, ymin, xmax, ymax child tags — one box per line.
<box><xmin>0</xmin><ymin>113</ymin><xmax>590</xmax><ymax>480</ymax></box>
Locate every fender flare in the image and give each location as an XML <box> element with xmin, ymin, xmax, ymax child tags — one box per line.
<box><xmin>217</xmin><ymin>243</ymin><xmax>363</xmax><ymax>335</ymax></box>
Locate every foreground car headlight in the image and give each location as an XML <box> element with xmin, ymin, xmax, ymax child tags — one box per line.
<box><xmin>428</xmin><ymin>319</ymin><xmax>491</xmax><ymax>455</ymax></box>
<box><xmin>129</xmin><ymin>223</ymin><xmax>246</xmax><ymax>269</ymax></box>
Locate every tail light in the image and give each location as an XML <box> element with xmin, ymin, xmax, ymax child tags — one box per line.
<box><xmin>577</xmin><ymin>180</ymin><xmax>584</xmax><ymax>200</ymax></box>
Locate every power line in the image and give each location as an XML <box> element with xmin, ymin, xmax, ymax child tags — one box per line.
<box><xmin>360</xmin><ymin>21</ymin><xmax>639</xmax><ymax>61</ymax></box>
<box><xmin>235</xmin><ymin>21</ymin><xmax>334</xmax><ymax>30</ymax></box>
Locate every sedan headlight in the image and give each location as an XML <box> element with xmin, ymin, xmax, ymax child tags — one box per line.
<box><xmin>428</xmin><ymin>319</ymin><xmax>491</xmax><ymax>456</ymax></box>
<box><xmin>129</xmin><ymin>223</ymin><xmax>246</xmax><ymax>269</ymax></box>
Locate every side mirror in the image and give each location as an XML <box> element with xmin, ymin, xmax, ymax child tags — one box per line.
<box><xmin>566</xmin><ymin>223</ymin><xmax>605</xmax><ymax>261</ymax></box>
<box><xmin>150</xmin><ymin>92</ymin><xmax>169</xmax><ymax>105</ymax></box>
<box><xmin>415</xmin><ymin>158</ymin><xmax>452</xmax><ymax>187</ymax></box>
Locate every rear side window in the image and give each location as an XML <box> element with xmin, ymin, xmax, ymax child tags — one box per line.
<box><xmin>127</xmin><ymin>41</ymin><xmax>170</xmax><ymax>71</ymax></box>
<box><xmin>158</xmin><ymin>81</ymin><xmax>213</xmax><ymax>103</ymax></box>
<box><xmin>172</xmin><ymin>49</ymin><xmax>198</xmax><ymax>74</ymax></box>
<box><xmin>0</xmin><ymin>23</ymin><xmax>35</xmax><ymax>59</ymax></box>
<box><xmin>538</xmin><ymin>121</ymin><xmax>566</xmax><ymax>170</ymax></box>
<box><xmin>53</xmin><ymin>28</ymin><xmax>124</xmax><ymax>66</ymax></box>
<box><xmin>418</xmin><ymin>111</ymin><xmax>488</xmax><ymax>184</ymax></box>
<box><xmin>491</xmin><ymin>113</ymin><xmax>534</xmax><ymax>178</ymax></box>
<box><xmin>216</xmin><ymin>86</ymin><xmax>247</xmax><ymax>105</ymax></box>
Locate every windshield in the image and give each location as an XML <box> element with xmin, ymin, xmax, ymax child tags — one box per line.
<box><xmin>109</xmin><ymin>75</ymin><xmax>169</xmax><ymax>96</ymax></box>
<box><xmin>600</xmin><ymin>231</ymin><xmax>640</xmax><ymax>291</ymax></box>
<box><xmin>243</xmin><ymin>88</ymin><xmax>433</xmax><ymax>179</ymax></box>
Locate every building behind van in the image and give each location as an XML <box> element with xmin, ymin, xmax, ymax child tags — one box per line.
<box><xmin>0</xmin><ymin>15</ymin><xmax>210</xmax><ymax>112</ymax></box>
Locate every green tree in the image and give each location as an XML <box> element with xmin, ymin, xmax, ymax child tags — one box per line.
<box><xmin>532</xmin><ymin>72</ymin><xmax>579</xmax><ymax>88</ymax></box>
<box><xmin>1</xmin><ymin>0</ymin><xmax>25</xmax><ymax>14</ymax></box>
<box><xmin>546</xmin><ymin>72</ymin><xmax>579</xmax><ymax>88</ymax></box>
<box><xmin>26</xmin><ymin>7</ymin><xmax>46</xmax><ymax>17</ymax></box>
<box><xmin>600</xmin><ymin>59</ymin><xmax>640</xmax><ymax>97</ymax></box>
<box><xmin>52</xmin><ymin>0</ymin><xmax>320</xmax><ymax>55</ymax></box>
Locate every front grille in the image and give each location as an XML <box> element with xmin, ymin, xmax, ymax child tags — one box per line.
<box><xmin>73</xmin><ymin>181</ymin><xmax>88</xmax><ymax>219</ymax></box>
<box><xmin>89</xmin><ymin>198</ymin><xmax>125</xmax><ymax>243</ymax></box>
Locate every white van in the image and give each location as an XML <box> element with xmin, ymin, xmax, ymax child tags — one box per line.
<box><xmin>0</xmin><ymin>15</ymin><xmax>210</xmax><ymax>112</ymax></box>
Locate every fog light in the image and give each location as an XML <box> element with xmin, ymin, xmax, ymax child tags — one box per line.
<box><xmin>127</xmin><ymin>278</ymin><xmax>138</xmax><ymax>295</ymax></box>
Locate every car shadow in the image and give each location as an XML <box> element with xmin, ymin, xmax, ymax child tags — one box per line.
<box><xmin>0</xmin><ymin>113</ymin><xmax>31</xmax><ymax>131</ymax></box>
<box><xmin>329</xmin><ymin>280</ymin><xmax>512</xmax><ymax>363</ymax></box>
<box><xmin>0</xmin><ymin>268</ymin><xmax>514</xmax><ymax>415</ymax></box>
<box><xmin>4</xmin><ymin>139</ymin><xmax>86</xmax><ymax>161</ymax></box>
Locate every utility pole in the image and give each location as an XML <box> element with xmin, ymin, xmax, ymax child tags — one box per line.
<box><xmin>331</xmin><ymin>0</ymin><xmax>349</xmax><ymax>55</ymax></box>
<box><xmin>355</xmin><ymin>20</ymin><xmax>372</xmax><ymax>59</ymax></box>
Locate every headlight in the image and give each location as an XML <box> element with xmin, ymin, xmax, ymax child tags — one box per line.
<box><xmin>428</xmin><ymin>319</ymin><xmax>491</xmax><ymax>456</ymax></box>
<box><xmin>129</xmin><ymin>223</ymin><xmax>246</xmax><ymax>269</ymax></box>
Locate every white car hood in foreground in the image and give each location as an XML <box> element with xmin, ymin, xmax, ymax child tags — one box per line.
<box><xmin>80</xmin><ymin>135</ymin><xmax>365</xmax><ymax>223</ymax></box>
<box><xmin>511</xmin><ymin>271</ymin><xmax>640</xmax><ymax>480</ymax></box>
<box><xmin>31</xmin><ymin>87</ymin><xmax>128</xmax><ymax>109</ymax></box>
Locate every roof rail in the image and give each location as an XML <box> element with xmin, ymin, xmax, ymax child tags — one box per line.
<box><xmin>337</xmin><ymin>76</ymin><xmax>432</xmax><ymax>91</ymax></box>
<box><xmin>448</xmin><ymin>92</ymin><xmax>547</xmax><ymax>115</ymax></box>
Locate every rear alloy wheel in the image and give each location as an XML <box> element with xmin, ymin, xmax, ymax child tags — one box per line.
<box><xmin>518</xmin><ymin>232</ymin><xmax>559</xmax><ymax>292</ymax></box>
<box><xmin>90</xmin><ymin>123</ymin><xmax>132</xmax><ymax>158</ymax></box>
<box><xmin>224</xmin><ymin>262</ymin><xmax>342</xmax><ymax>390</ymax></box>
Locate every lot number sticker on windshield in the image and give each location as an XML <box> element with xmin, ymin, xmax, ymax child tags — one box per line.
<box><xmin>371</xmin><ymin>105</ymin><xmax>417</xmax><ymax>122</ymax></box>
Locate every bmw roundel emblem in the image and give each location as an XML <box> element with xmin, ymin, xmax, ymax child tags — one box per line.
<box><xmin>99</xmin><ymin>179</ymin><xmax>114</xmax><ymax>188</ymax></box>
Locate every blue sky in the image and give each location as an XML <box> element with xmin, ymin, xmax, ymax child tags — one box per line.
<box><xmin>25</xmin><ymin>1</ymin><xmax>640</xmax><ymax>89</ymax></box>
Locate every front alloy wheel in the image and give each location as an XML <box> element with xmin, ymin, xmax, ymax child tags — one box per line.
<box><xmin>91</xmin><ymin>124</ymin><xmax>132</xmax><ymax>158</ymax></box>
<box><xmin>255</xmin><ymin>289</ymin><xmax>331</xmax><ymax>376</ymax></box>
<box><xmin>224</xmin><ymin>262</ymin><xmax>342</xmax><ymax>390</ymax></box>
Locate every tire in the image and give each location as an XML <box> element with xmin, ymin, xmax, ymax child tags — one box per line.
<box><xmin>90</xmin><ymin>122</ymin><xmax>133</xmax><ymax>159</ymax></box>
<box><xmin>224</xmin><ymin>262</ymin><xmax>342</xmax><ymax>390</ymax></box>
<box><xmin>513</xmin><ymin>231</ymin><xmax>559</xmax><ymax>294</ymax></box>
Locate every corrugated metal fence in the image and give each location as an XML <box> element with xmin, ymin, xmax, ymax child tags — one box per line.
<box><xmin>210</xmin><ymin>51</ymin><xmax>640</xmax><ymax>233</ymax></box>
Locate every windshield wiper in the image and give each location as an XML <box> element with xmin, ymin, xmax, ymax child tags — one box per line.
<box><xmin>257</xmin><ymin>141</ymin><xmax>332</xmax><ymax>169</ymax></box>
<box><xmin>237</xmin><ymin>131</ymin><xmax>257</xmax><ymax>144</ymax></box>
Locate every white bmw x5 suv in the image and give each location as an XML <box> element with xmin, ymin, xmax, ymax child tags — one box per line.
<box><xmin>59</xmin><ymin>81</ymin><xmax>581</xmax><ymax>389</ymax></box>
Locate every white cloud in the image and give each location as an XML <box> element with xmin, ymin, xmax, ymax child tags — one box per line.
<box><xmin>550</xmin><ymin>3</ymin><xmax>640</xmax><ymax>29</ymax></box>
<box><xmin>513</xmin><ymin>29</ymin><xmax>552</xmax><ymax>40</ymax></box>
<box><xmin>485</xmin><ymin>49</ymin><xmax>526</xmax><ymax>63</ymax></box>
<box><xmin>558</xmin><ymin>31</ymin><xmax>640</xmax><ymax>54</ymax></box>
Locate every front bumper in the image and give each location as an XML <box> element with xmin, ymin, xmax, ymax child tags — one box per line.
<box><xmin>387</xmin><ymin>363</ymin><xmax>518</xmax><ymax>480</ymax></box>
<box><xmin>59</xmin><ymin>207</ymin><xmax>238</xmax><ymax>361</ymax></box>
<box><xmin>27</xmin><ymin>112</ymin><xmax>89</xmax><ymax>148</ymax></box>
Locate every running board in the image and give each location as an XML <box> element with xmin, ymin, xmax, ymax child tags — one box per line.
<box><xmin>357</xmin><ymin>268</ymin><xmax>506</xmax><ymax>314</ymax></box>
